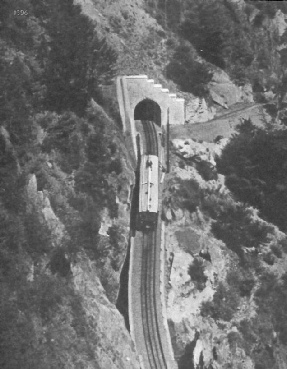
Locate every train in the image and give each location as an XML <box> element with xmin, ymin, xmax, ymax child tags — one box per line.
<box><xmin>137</xmin><ymin>154</ymin><xmax>159</xmax><ymax>229</ymax></box>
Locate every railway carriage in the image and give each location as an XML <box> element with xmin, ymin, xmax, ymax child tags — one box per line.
<box><xmin>138</xmin><ymin>154</ymin><xmax>159</xmax><ymax>229</ymax></box>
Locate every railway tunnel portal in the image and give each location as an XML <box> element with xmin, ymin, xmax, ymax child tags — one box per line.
<box><xmin>115</xmin><ymin>75</ymin><xmax>182</xmax><ymax>368</ymax></box>
<box><xmin>116</xmin><ymin>75</ymin><xmax>185</xmax><ymax>161</ymax></box>
<box><xmin>134</xmin><ymin>99</ymin><xmax>161</xmax><ymax>127</ymax></box>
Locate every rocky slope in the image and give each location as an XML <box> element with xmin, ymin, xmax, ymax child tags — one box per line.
<box><xmin>162</xmin><ymin>135</ymin><xmax>287</xmax><ymax>369</ymax></box>
<box><xmin>0</xmin><ymin>98</ymin><xmax>141</xmax><ymax>368</ymax></box>
<box><xmin>76</xmin><ymin>0</ymin><xmax>287</xmax><ymax>125</ymax></box>
<box><xmin>2</xmin><ymin>0</ymin><xmax>287</xmax><ymax>368</ymax></box>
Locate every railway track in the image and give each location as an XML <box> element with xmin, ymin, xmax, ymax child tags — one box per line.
<box><xmin>138</xmin><ymin>120</ymin><xmax>168</xmax><ymax>369</ymax></box>
<box><xmin>142</xmin><ymin>120</ymin><xmax>158</xmax><ymax>156</ymax></box>
<box><xmin>141</xmin><ymin>229</ymin><xmax>167</xmax><ymax>369</ymax></box>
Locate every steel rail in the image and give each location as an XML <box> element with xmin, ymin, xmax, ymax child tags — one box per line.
<box><xmin>141</xmin><ymin>232</ymin><xmax>157</xmax><ymax>369</ymax></box>
<box><xmin>151</xmin><ymin>227</ymin><xmax>167</xmax><ymax>369</ymax></box>
<box><xmin>139</xmin><ymin>119</ymin><xmax>168</xmax><ymax>369</ymax></box>
<box><xmin>144</xmin><ymin>120</ymin><xmax>152</xmax><ymax>155</ymax></box>
<box><xmin>149</xmin><ymin>228</ymin><xmax>164</xmax><ymax>369</ymax></box>
<box><xmin>141</xmin><ymin>229</ymin><xmax>166</xmax><ymax>369</ymax></box>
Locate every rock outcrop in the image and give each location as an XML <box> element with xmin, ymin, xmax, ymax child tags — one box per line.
<box><xmin>21</xmin><ymin>165</ymin><xmax>140</xmax><ymax>369</ymax></box>
<box><xmin>163</xmin><ymin>138</ymin><xmax>287</xmax><ymax>369</ymax></box>
<box><xmin>184</xmin><ymin>95</ymin><xmax>216</xmax><ymax>124</ymax></box>
<box><xmin>208</xmin><ymin>70</ymin><xmax>254</xmax><ymax>109</ymax></box>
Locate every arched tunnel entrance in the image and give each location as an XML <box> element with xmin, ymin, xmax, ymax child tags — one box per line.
<box><xmin>134</xmin><ymin>99</ymin><xmax>161</xmax><ymax>126</ymax></box>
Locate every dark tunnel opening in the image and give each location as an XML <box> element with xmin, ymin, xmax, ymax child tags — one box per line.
<box><xmin>134</xmin><ymin>98</ymin><xmax>161</xmax><ymax>127</ymax></box>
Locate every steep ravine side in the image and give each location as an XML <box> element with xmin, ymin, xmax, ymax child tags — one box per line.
<box><xmin>0</xmin><ymin>101</ymin><xmax>141</xmax><ymax>369</ymax></box>
<box><xmin>163</xmin><ymin>138</ymin><xmax>287</xmax><ymax>369</ymax></box>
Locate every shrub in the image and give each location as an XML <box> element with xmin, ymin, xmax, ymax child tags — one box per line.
<box><xmin>42</xmin><ymin>112</ymin><xmax>84</xmax><ymax>173</ymax></box>
<box><xmin>226</xmin><ymin>268</ymin><xmax>255</xmax><ymax>297</ymax></box>
<box><xmin>188</xmin><ymin>258</ymin><xmax>207</xmax><ymax>291</ymax></box>
<box><xmin>78</xmin><ymin>202</ymin><xmax>101</xmax><ymax>257</ymax></box>
<box><xmin>279</xmin><ymin>238</ymin><xmax>287</xmax><ymax>252</ymax></box>
<box><xmin>166</xmin><ymin>38</ymin><xmax>176</xmax><ymax>48</ymax></box>
<box><xmin>166</xmin><ymin>44</ymin><xmax>213</xmax><ymax>97</ymax></box>
<box><xmin>49</xmin><ymin>248</ymin><xmax>71</xmax><ymax>277</ymax></box>
<box><xmin>270</xmin><ymin>243</ymin><xmax>283</xmax><ymax>258</ymax></box>
<box><xmin>210</xmin><ymin>202</ymin><xmax>271</xmax><ymax>261</ymax></box>
<box><xmin>179</xmin><ymin>0</ymin><xmax>230</xmax><ymax>69</ymax></box>
<box><xmin>24</xmin><ymin>211</ymin><xmax>52</xmax><ymax>258</ymax></box>
<box><xmin>195</xmin><ymin>161</ymin><xmax>217</xmax><ymax>181</ymax></box>
<box><xmin>178</xmin><ymin>337</ymin><xmax>198</xmax><ymax>369</ymax></box>
<box><xmin>254</xmin><ymin>272</ymin><xmax>287</xmax><ymax>345</ymax></box>
<box><xmin>74</xmin><ymin>107</ymin><xmax>120</xmax><ymax>218</ymax></box>
<box><xmin>174</xmin><ymin>178</ymin><xmax>201</xmax><ymax>213</ymax></box>
<box><xmin>217</xmin><ymin>119</ymin><xmax>287</xmax><ymax>232</ymax></box>
<box><xmin>227</xmin><ymin>331</ymin><xmax>243</xmax><ymax>352</ymax></box>
<box><xmin>44</xmin><ymin>0</ymin><xmax>117</xmax><ymax>115</ymax></box>
<box><xmin>238</xmin><ymin>317</ymin><xmax>275</xmax><ymax>367</ymax></box>
<box><xmin>263</xmin><ymin>252</ymin><xmax>275</xmax><ymax>266</ymax></box>
<box><xmin>109</xmin><ymin>158</ymin><xmax>122</xmax><ymax>175</ymax></box>
<box><xmin>108</xmin><ymin>225</ymin><xmax>125</xmax><ymax>271</ymax></box>
<box><xmin>201</xmin><ymin>282</ymin><xmax>240</xmax><ymax>321</ymax></box>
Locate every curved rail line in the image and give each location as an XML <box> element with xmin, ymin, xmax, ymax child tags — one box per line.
<box><xmin>142</xmin><ymin>120</ymin><xmax>158</xmax><ymax>156</ymax></box>
<box><xmin>139</xmin><ymin>120</ymin><xmax>168</xmax><ymax>369</ymax></box>
<box><xmin>141</xmin><ymin>228</ymin><xmax>167</xmax><ymax>369</ymax></box>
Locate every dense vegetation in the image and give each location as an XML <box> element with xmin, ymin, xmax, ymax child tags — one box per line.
<box><xmin>169</xmin><ymin>177</ymin><xmax>274</xmax><ymax>262</ymax></box>
<box><xmin>166</xmin><ymin>133</ymin><xmax>287</xmax><ymax>361</ymax></box>
<box><xmin>166</xmin><ymin>43</ymin><xmax>213</xmax><ymax>97</ymax></box>
<box><xmin>170</xmin><ymin>118</ymin><xmax>287</xmax><ymax>368</ymax></box>
<box><xmin>237</xmin><ymin>271</ymin><xmax>287</xmax><ymax>369</ymax></box>
<box><xmin>146</xmin><ymin>0</ymin><xmax>287</xmax><ymax>97</ymax></box>
<box><xmin>208</xmin><ymin>119</ymin><xmax>287</xmax><ymax>368</ymax></box>
<box><xmin>0</xmin><ymin>1</ymin><xmax>125</xmax><ymax>367</ymax></box>
<box><xmin>2</xmin><ymin>0</ymin><xmax>287</xmax><ymax>367</ymax></box>
<box><xmin>217</xmin><ymin>119</ymin><xmax>287</xmax><ymax>232</ymax></box>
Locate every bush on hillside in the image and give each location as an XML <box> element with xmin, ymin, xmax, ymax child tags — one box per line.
<box><xmin>0</xmin><ymin>1</ymin><xmax>123</xmax><ymax>367</ymax></box>
<box><xmin>238</xmin><ymin>317</ymin><xmax>276</xmax><ymax>369</ymax></box>
<box><xmin>42</xmin><ymin>112</ymin><xmax>85</xmax><ymax>173</ymax></box>
<box><xmin>211</xmin><ymin>202</ymin><xmax>271</xmax><ymax>261</ymax></box>
<box><xmin>198</xmin><ymin>184</ymin><xmax>272</xmax><ymax>261</ymax></box>
<box><xmin>188</xmin><ymin>258</ymin><xmax>207</xmax><ymax>291</ymax></box>
<box><xmin>108</xmin><ymin>225</ymin><xmax>126</xmax><ymax>271</ymax></box>
<box><xmin>0</xmin><ymin>56</ymin><xmax>40</xmax><ymax>148</ymax></box>
<box><xmin>216</xmin><ymin>118</ymin><xmax>287</xmax><ymax>232</ymax></box>
<box><xmin>236</xmin><ymin>272</ymin><xmax>287</xmax><ymax>367</ymax></box>
<box><xmin>254</xmin><ymin>272</ymin><xmax>287</xmax><ymax>345</ymax></box>
<box><xmin>44</xmin><ymin>0</ymin><xmax>117</xmax><ymax>116</ymax></box>
<box><xmin>174</xmin><ymin>178</ymin><xmax>201</xmax><ymax>213</ymax></box>
<box><xmin>245</xmin><ymin>0</ymin><xmax>287</xmax><ymax>20</ymax></box>
<box><xmin>166</xmin><ymin>44</ymin><xmax>213</xmax><ymax>97</ymax></box>
<box><xmin>226</xmin><ymin>267</ymin><xmax>255</xmax><ymax>297</ymax></box>
<box><xmin>201</xmin><ymin>282</ymin><xmax>240</xmax><ymax>321</ymax></box>
<box><xmin>179</xmin><ymin>0</ymin><xmax>252</xmax><ymax>70</ymax></box>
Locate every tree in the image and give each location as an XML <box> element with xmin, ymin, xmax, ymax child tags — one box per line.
<box><xmin>179</xmin><ymin>0</ymin><xmax>234</xmax><ymax>69</ymax></box>
<box><xmin>166</xmin><ymin>44</ymin><xmax>213</xmax><ymax>97</ymax></box>
<box><xmin>217</xmin><ymin>119</ymin><xmax>287</xmax><ymax>231</ymax></box>
<box><xmin>44</xmin><ymin>0</ymin><xmax>117</xmax><ymax>115</ymax></box>
<box><xmin>188</xmin><ymin>258</ymin><xmax>207</xmax><ymax>291</ymax></box>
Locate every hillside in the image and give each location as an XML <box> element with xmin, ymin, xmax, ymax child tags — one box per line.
<box><xmin>76</xmin><ymin>0</ymin><xmax>287</xmax><ymax>123</ymax></box>
<box><xmin>1</xmin><ymin>0</ymin><xmax>287</xmax><ymax>369</ymax></box>
<box><xmin>163</xmin><ymin>129</ymin><xmax>287</xmax><ymax>369</ymax></box>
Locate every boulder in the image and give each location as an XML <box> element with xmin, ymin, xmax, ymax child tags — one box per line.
<box><xmin>209</xmin><ymin>70</ymin><xmax>254</xmax><ymax>108</ymax></box>
<box><xmin>185</xmin><ymin>95</ymin><xmax>216</xmax><ymax>124</ymax></box>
